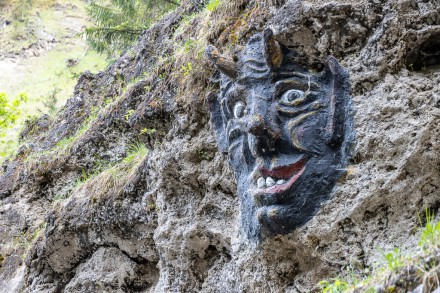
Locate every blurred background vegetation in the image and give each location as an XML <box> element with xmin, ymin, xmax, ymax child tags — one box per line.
<box><xmin>84</xmin><ymin>0</ymin><xmax>179</xmax><ymax>57</ymax></box>
<box><xmin>0</xmin><ymin>0</ymin><xmax>179</xmax><ymax>163</ymax></box>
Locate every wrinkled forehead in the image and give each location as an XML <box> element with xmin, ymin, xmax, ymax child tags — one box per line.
<box><xmin>237</xmin><ymin>34</ymin><xmax>271</xmax><ymax>84</ymax></box>
<box><xmin>220</xmin><ymin>80</ymin><xmax>270</xmax><ymax>104</ymax></box>
<box><xmin>219</xmin><ymin>34</ymin><xmax>270</xmax><ymax>97</ymax></box>
<box><xmin>218</xmin><ymin>33</ymin><xmax>326</xmax><ymax>102</ymax></box>
<box><xmin>220</xmin><ymin>71</ymin><xmax>323</xmax><ymax>103</ymax></box>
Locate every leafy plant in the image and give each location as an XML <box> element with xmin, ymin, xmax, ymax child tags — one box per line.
<box><xmin>183</xmin><ymin>38</ymin><xmax>195</xmax><ymax>52</ymax></box>
<box><xmin>158</xmin><ymin>72</ymin><xmax>167</xmax><ymax>80</ymax></box>
<box><xmin>0</xmin><ymin>92</ymin><xmax>27</xmax><ymax>129</ymax></box>
<box><xmin>206</xmin><ymin>0</ymin><xmax>221</xmax><ymax>12</ymax></box>
<box><xmin>0</xmin><ymin>92</ymin><xmax>28</xmax><ymax>160</ymax></box>
<box><xmin>180</xmin><ymin>62</ymin><xmax>193</xmax><ymax>76</ymax></box>
<box><xmin>125</xmin><ymin>109</ymin><xmax>135</xmax><ymax>121</ymax></box>
<box><xmin>140</xmin><ymin>128</ymin><xmax>156</xmax><ymax>136</ymax></box>
<box><xmin>383</xmin><ymin>248</ymin><xmax>403</xmax><ymax>271</ymax></box>
<box><xmin>319</xmin><ymin>279</ymin><xmax>349</xmax><ymax>293</ymax></box>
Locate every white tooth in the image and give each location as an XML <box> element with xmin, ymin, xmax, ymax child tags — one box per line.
<box><xmin>257</xmin><ymin>177</ymin><xmax>266</xmax><ymax>189</ymax></box>
<box><xmin>277</xmin><ymin>179</ymin><xmax>286</xmax><ymax>185</ymax></box>
<box><xmin>266</xmin><ymin>177</ymin><xmax>275</xmax><ymax>187</ymax></box>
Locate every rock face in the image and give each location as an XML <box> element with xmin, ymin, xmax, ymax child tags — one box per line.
<box><xmin>0</xmin><ymin>0</ymin><xmax>440</xmax><ymax>292</ymax></box>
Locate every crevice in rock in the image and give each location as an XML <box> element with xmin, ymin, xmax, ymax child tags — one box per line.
<box><xmin>406</xmin><ymin>31</ymin><xmax>440</xmax><ymax>71</ymax></box>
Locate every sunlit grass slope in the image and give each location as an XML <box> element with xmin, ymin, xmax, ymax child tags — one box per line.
<box><xmin>0</xmin><ymin>0</ymin><xmax>108</xmax><ymax>161</ymax></box>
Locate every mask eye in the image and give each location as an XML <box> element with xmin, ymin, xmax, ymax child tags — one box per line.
<box><xmin>233</xmin><ymin>101</ymin><xmax>246</xmax><ymax>119</ymax></box>
<box><xmin>280</xmin><ymin>89</ymin><xmax>305</xmax><ymax>106</ymax></box>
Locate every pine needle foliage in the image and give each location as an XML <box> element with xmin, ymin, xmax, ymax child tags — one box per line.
<box><xmin>84</xmin><ymin>0</ymin><xmax>180</xmax><ymax>57</ymax></box>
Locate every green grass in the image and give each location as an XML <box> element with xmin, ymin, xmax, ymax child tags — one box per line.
<box><xmin>4</xmin><ymin>47</ymin><xmax>107</xmax><ymax>116</ymax></box>
<box><xmin>123</xmin><ymin>142</ymin><xmax>148</xmax><ymax>164</ymax></box>
<box><xmin>0</xmin><ymin>92</ymin><xmax>28</xmax><ymax>159</ymax></box>
<box><xmin>55</xmin><ymin>111</ymin><xmax>97</xmax><ymax>149</ymax></box>
<box><xmin>180</xmin><ymin>62</ymin><xmax>193</xmax><ymax>76</ymax></box>
<box><xmin>318</xmin><ymin>210</ymin><xmax>440</xmax><ymax>292</ymax></box>
<box><xmin>419</xmin><ymin>209</ymin><xmax>440</xmax><ymax>250</ymax></box>
<box><xmin>13</xmin><ymin>221</ymin><xmax>46</xmax><ymax>259</ymax></box>
<box><xmin>0</xmin><ymin>0</ymin><xmax>108</xmax><ymax>163</ymax></box>
<box><xmin>23</xmin><ymin>109</ymin><xmax>98</xmax><ymax>166</ymax></box>
<box><xmin>73</xmin><ymin>168</ymin><xmax>93</xmax><ymax>190</ymax></box>
<box><xmin>206</xmin><ymin>0</ymin><xmax>221</xmax><ymax>12</ymax></box>
<box><xmin>69</xmin><ymin>142</ymin><xmax>148</xmax><ymax>202</ymax></box>
<box><xmin>70</xmin><ymin>142</ymin><xmax>147</xmax><ymax>192</ymax></box>
<box><xmin>171</xmin><ymin>12</ymin><xmax>198</xmax><ymax>39</ymax></box>
<box><xmin>1</xmin><ymin>0</ymin><xmax>108</xmax><ymax>106</ymax></box>
<box><xmin>319</xmin><ymin>279</ymin><xmax>349</xmax><ymax>293</ymax></box>
<box><xmin>383</xmin><ymin>248</ymin><xmax>404</xmax><ymax>272</ymax></box>
<box><xmin>22</xmin><ymin>73</ymin><xmax>142</xmax><ymax>165</ymax></box>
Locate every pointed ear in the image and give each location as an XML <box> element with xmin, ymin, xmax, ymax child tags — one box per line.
<box><xmin>322</xmin><ymin>56</ymin><xmax>352</xmax><ymax>147</ymax></box>
<box><xmin>263</xmin><ymin>28</ymin><xmax>284</xmax><ymax>70</ymax></box>
<box><xmin>206</xmin><ymin>92</ymin><xmax>229</xmax><ymax>154</ymax></box>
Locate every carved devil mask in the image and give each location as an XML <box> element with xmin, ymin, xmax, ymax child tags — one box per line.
<box><xmin>206</xmin><ymin>29</ymin><xmax>354</xmax><ymax>241</ymax></box>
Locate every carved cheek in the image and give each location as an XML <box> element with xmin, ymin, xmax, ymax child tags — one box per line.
<box><xmin>286</xmin><ymin>125</ymin><xmax>303</xmax><ymax>152</ymax></box>
<box><xmin>228</xmin><ymin>137</ymin><xmax>245</xmax><ymax>174</ymax></box>
<box><xmin>228</xmin><ymin>129</ymin><xmax>254</xmax><ymax>174</ymax></box>
<box><xmin>297</xmin><ymin>126</ymin><xmax>306</xmax><ymax>144</ymax></box>
<box><xmin>286</xmin><ymin>112</ymin><xmax>317</xmax><ymax>152</ymax></box>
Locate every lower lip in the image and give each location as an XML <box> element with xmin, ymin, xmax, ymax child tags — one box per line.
<box><xmin>253</xmin><ymin>163</ymin><xmax>306</xmax><ymax>196</ymax></box>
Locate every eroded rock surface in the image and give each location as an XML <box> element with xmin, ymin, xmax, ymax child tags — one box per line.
<box><xmin>1</xmin><ymin>0</ymin><xmax>440</xmax><ymax>292</ymax></box>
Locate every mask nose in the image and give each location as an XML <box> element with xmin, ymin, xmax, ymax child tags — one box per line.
<box><xmin>247</xmin><ymin>115</ymin><xmax>280</xmax><ymax>157</ymax></box>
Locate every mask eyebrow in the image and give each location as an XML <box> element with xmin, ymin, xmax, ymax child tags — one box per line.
<box><xmin>221</xmin><ymin>80</ymin><xmax>234</xmax><ymax>97</ymax></box>
<box><xmin>221</xmin><ymin>84</ymin><xmax>247</xmax><ymax>119</ymax></box>
<box><xmin>274</xmin><ymin>78</ymin><xmax>320</xmax><ymax>96</ymax></box>
<box><xmin>224</xmin><ymin>84</ymin><xmax>246</xmax><ymax>101</ymax></box>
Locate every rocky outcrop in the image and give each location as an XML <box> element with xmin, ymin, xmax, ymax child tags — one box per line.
<box><xmin>1</xmin><ymin>0</ymin><xmax>440</xmax><ymax>292</ymax></box>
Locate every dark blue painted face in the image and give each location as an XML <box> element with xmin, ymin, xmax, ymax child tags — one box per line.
<box><xmin>206</xmin><ymin>29</ymin><xmax>354</xmax><ymax>241</ymax></box>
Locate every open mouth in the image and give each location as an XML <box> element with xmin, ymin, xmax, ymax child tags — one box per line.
<box><xmin>252</xmin><ymin>158</ymin><xmax>307</xmax><ymax>196</ymax></box>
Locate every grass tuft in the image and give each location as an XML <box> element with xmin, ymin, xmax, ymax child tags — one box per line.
<box><xmin>318</xmin><ymin>209</ymin><xmax>440</xmax><ymax>292</ymax></box>
<box><xmin>72</xmin><ymin>142</ymin><xmax>148</xmax><ymax>202</ymax></box>
<box><xmin>419</xmin><ymin>209</ymin><xmax>440</xmax><ymax>250</ymax></box>
<box><xmin>123</xmin><ymin>142</ymin><xmax>148</xmax><ymax>164</ymax></box>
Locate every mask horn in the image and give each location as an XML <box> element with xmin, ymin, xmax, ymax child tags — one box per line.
<box><xmin>263</xmin><ymin>28</ymin><xmax>284</xmax><ymax>70</ymax></box>
<box><xmin>205</xmin><ymin>45</ymin><xmax>238</xmax><ymax>79</ymax></box>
